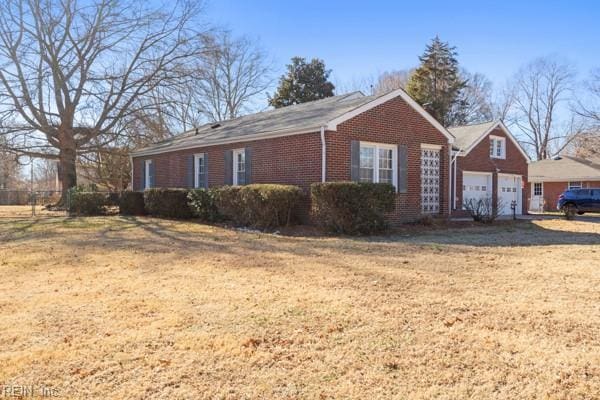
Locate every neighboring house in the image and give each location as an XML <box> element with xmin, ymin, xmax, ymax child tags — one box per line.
<box><xmin>449</xmin><ymin>121</ymin><xmax>530</xmax><ymax>216</ymax></box>
<box><xmin>131</xmin><ymin>89</ymin><xmax>455</xmax><ymax>224</ymax></box>
<box><xmin>528</xmin><ymin>156</ymin><xmax>600</xmax><ymax>212</ymax></box>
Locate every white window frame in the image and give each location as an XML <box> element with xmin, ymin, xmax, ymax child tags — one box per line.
<box><xmin>533</xmin><ymin>182</ymin><xmax>543</xmax><ymax>197</ymax></box>
<box><xmin>568</xmin><ymin>181</ymin><xmax>582</xmax><ymax>190</ymax></box>
<box><xmin>359</xmin><ymin>141</ymin><xmax>397</xmax><ymax>189</ymax></box>
<box><xmin>489</xmin><ymin>136</ymin><xmax>506</xmax><ymax>159</ymax></box>
<box><xmin>194</xmin><ymin>153</ymin><xmax>205</xmax><ymax>188</ymax></box>
<box><xmin>144</xmin><ymin>159</ymin><xmax>153</xmax><ymax>189</ymax></box>
<box><xmin>232</xmin><ymin>148</ymin><xmax>245</xmax><ymax>186</ymax></box>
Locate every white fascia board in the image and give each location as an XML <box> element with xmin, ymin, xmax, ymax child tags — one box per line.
<box><xmin>325</xmin><ymin>88</ymin><xmax>455</xmax><ymax>143</ymax></box>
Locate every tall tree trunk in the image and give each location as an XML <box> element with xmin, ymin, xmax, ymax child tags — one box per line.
<box><xmin>58</xmin><ymin>142</ymin><xmax>77</xmax><ymax>207</ymax></box>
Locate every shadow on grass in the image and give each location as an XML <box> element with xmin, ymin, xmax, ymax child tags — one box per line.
<box><xmin>2</xmin><ymin>217</ymin><xmax>598</xmax><ymax>262</ymax></box>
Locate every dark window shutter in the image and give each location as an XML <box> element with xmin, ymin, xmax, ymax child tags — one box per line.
<box><xmin>140</xmin><ymin>159</ymin><xmax>145</xmax><ymax>190</ymax></box>
<box><xmin>149</xmin><ymin>160</ymin><xmax>155</xmax><ymax>188</ymax></box>
<box><xmin>398</xmin><ymin>144</ymin><xmax>408</xmax><ymax>193</ymax></box>
<box><xmin>186</xmin><ymin>155</ymin><xmax>195</xmax><ymax>188</ymax></box>
<box><xmin>224</xmin><ymin>150</ymin><xmax>233</xmax><ymax>185</ymax></box>
<box><xmin>350</xmin><ymin>140</ymin><xmax>360</xmax><ymax>182</ymax></box>
<box><xmin>203</xmin><ymin>153</ymin><xmax>209</xmax><ymax>189</ymax></box>
<box><xmin>244</xmin><ymin>147</ymin><xmax>252</xmax><ymax>185</ymax></box>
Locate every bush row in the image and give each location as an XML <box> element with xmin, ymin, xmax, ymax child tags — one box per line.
<box><xmin>68</xmin><ymin>182</ymin><xmax>397</xmax><ymax>234</ymax></box>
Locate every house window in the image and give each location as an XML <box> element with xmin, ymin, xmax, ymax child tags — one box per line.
<box><xmin>489</xmin><ymin>136</ymin><xmax>506</xmax><ymax>159</ymax></box>
<box><xmin>194</xmin><ymin>154</ymin><xmax>206</xmax><ymax>188</ymax></box>
<box><xmin>568</xmin><ymin>181</ymin><xmax>582</xmax><ymax>190</ymax></box>
<box><xmin>533</xmin><ymin>182</ymin><xmax>542</xmax><ymax>196</ymax></box>
<box><xmin>359</xmin><ymin>142</ymin><xmax>397</xmax><ymax>188</ymax></box>
<box><xmin>144</xmin><ymin>159</ymin><xmax>153</xmax><ymax>189</ymax></box>
<box><xmin>233</xmin><ymin>149</ymin><xmax>246</xmax><ymax>186</ymax></box>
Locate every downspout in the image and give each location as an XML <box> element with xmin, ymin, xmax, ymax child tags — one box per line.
<box><xmin>320</xmin><ymin>126</ymin><xmax>326</xmax><ymax>182</ymax></box>
<box><xmin>451</xmin><ymin>149</ymin><xmax>460</xmax><ymax>211</ymax></box>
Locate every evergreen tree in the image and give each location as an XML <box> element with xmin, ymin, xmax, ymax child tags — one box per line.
<box><xmin>406</xmin><ymin>36</ymin><xmax>467</xmax><ymax>127</ymax></box>
<box><xmin>269</xmin><ymin>57</ymin><xmax>335</xmax><ymax>108</ymax></box>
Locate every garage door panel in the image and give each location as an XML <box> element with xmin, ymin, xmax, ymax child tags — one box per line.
<box><xmin>497</xmin><ymin>175</ymin><xmax>522</xmax><ymax>215</ymax></box>
<box><xmin>462</xmin><ymin>173</ymin><xmax>492</xmax><ymax>209</ymax></box>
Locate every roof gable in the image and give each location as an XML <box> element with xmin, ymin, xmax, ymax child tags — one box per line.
<box><xmin>449</xmin><ymin>121</ymin><xmax>530</xmax><ymax>161</ymax></box>
<box><xmin>326</xmin><ymin>88</ymin><xmax>455</xmax><ymax>142</ymax></box>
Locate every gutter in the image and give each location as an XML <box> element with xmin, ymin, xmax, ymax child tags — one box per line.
<box><xmin>320</xmin><ymin>126</ymin><xmax>326</xmax><ymax>182</ymax></box>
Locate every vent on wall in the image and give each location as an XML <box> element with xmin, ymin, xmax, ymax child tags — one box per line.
<box><xmin>211</xmin><ymin>123</ymin><xmax>221</xmax><ymax>129</ymax></box>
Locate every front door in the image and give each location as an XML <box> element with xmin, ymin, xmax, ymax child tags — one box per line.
<box><xmin>530</xmin><ymin>182</ymin><xmax>544</xmax><ymax>212</ymax></box>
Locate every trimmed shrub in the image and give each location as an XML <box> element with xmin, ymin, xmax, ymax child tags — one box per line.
<box><xmin>311</xmin><ymin>182</ymin><xmax>396</xmax><ymax>234</ymax></box>
<box><xmin>188</xmin><ymin>188</ymin><xmax>220</xmax><ymax>222</ymax></box>
<box><xmin>68</xmin><ymin>188</ymin><xmax>108</xmax><ymax>216</ymax></box>
<box><xmin>119</xmin><ymin>191</ymin><xmax>146</xmax><ymax>215</ymax></box>
<box><xmin>214</xmin><ymin>184</ymin><xmax>303</xmax><ymax>229</ymax></box>
<box><xmin>144</xmin><ymin>188</ymin><xmax>193</xmax><ymax>219</ymax></box>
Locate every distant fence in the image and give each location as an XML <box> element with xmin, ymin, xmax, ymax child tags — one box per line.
<box><xmin>0</xmin><ymin>190</ymin><xmax>62</xmax><ymax>206</ymax></box>
<box><xmin>0</xmin><ymin>190</ymin><xmax>65</xmax><ymax>218</ymax></box>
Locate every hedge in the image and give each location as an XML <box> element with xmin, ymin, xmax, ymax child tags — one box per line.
<box><xmin>144</xmin><ymin>188</ymin><xmax>193</xmax><ymax>219</ymax></box>
<box><xmin>310</xmin><ymin>182</ymin><xmax>395</xmax><ymax>234</ymax></box>
<box><xmin>188</xmin><ymin>188</ymin><xmax>220</xmax><ymax>222</ymax></box>
<box><xmin>119</xmin><ymin>191</ymin><xmax>146</xmax><ymax>216</ymax></box>
<box><xmin>214</xmin><ymin>184</ymin><xmax>303</xmax><ymax>229</ymax></box>
<box><xmin>68</xmin><ymin>189</ymin><xmax>108</xmax><ymax>216</ymax></box>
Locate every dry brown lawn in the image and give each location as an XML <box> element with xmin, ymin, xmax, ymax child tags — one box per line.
<box><xmin>0</xmin><ymin>216</ymin><xmax>599</xmax><ymax>399</ymax></box>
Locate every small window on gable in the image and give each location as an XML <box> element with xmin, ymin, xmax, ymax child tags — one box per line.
<box><xmin>490</xmin><ymin>136</ymin><xmax>506</xmax><ymax>159</ymax></box>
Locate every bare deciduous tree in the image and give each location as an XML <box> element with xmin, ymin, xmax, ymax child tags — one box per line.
<box><xmin>0</xmin><ymin>0</ymin><xmax>208</xmax><ymax>203</ymax></box>
<box><xmin>455</xmin><ymin>70</ymin><xmax>494</xmax><ymax>124</ymax></box>
<box><xmin>572</xmin><ymin>69</ymin><xmax>600</xmax><ymax>158</ymax></box>
<box><xmin>373</xmin><ymin>69</ymin><xmax>413</xmax><ymax>95</ymax></box>
<box><xmin>195</xmin><ymin>32</ymin><xmax>271</xmax><ymax>122</ymax></box>
<box><xmin>504</xmin><ymin>57</ymin><xmax>576</xmax><ymax>160</ymax></box>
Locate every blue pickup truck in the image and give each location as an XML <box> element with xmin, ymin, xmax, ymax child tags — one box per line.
<box><xmin>557</xmin><ymin>188</ymin><xmax>600</xmax><ymax>215</ymax></box>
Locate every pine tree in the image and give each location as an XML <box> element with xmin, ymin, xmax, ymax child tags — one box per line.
<box><xmin>269</xmin><ymin>57</ymin><xmax>335</xmax><ymax>108</ymax></box>
<box><xmin>406</xmin><ymin>36</ymin><xmax>467</xmax><ymax>127</ymax></box>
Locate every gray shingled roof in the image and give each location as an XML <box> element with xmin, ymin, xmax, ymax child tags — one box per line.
<box><xmin>132</xmin><ymin>92</ymin><xmax>376</xmax><ymax>156</ymax></box>
<box><xmin>529</xmin><ymin>156</ymin><xmax>600</xmax><ymax>182</ymax></box>
<box><xmin>448</xmin><ymin>121</ymin><xmax>497</xmax><ymax>151</ymax></box>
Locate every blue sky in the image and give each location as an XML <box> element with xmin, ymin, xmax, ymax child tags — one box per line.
<box><xmin>206</xmin><ymin>0</ymin><xmax>599</xmax><ymax>91</ymax></box>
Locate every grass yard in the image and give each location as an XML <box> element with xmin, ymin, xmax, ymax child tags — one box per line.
<box><xmin>0</xmin><ymin>216</ymin><xmax>599</xmax><ymax>399</ymax></box>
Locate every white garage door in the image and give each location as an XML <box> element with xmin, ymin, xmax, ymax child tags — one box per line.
<box><xmin>497</xmin><ymin>174</ymin><xmax>522</xmax><ymax>215</ymax></box>
<box><xmin>462</xmin><ymin>172</ymin><xmax>492</xmax><ymax>209</ymax></box>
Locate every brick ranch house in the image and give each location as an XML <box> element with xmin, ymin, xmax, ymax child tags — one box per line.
<box><xmin>528</xmin><ymin>156</ymin><xmax>600</xmax><ymax>212</ymax></box>
<box><xmin>131</xmin><ymin>89</ymin><xmax>457</xmax><ymax>224</ymax></box>
<box><xmin>448</xmin><ymin>121</ymin><xmax>530</xmax><ymax>216</ymax></box>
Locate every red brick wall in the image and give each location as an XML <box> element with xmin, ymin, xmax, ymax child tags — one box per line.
<box><xmin>453</xmin><ymin>127</ymin><xmax>529</xmax><ymax>215</ymax></box>
<box><xmin>531</xmin><ymin>180</ymin><xmax>600</xmax><ymax>211</ymax></box>
<box><xmin>133</xmin><ymin>95</ymin><xmax>452</xmax><ymax>224</ymax></box>
<box><xmin>132</xmin><ymin>132</ymin><xmax>322</xmax><ymax>192</ymax></box>
<box><xmin>327</xmin><ymin>96</ymin><xmax>451</xmax><ymax>223</ymax></box>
